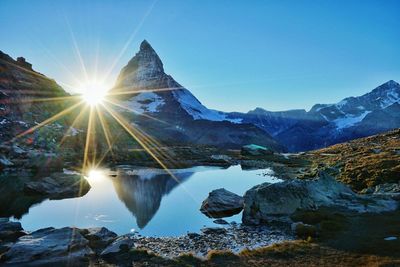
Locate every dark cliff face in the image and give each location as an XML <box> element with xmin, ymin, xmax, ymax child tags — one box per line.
<box><xmin>110</xmin><ymin>40</ymin><xmax>284</xmax><ymax>151</ymax></box>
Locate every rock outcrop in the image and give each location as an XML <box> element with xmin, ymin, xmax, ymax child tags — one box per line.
<box><xmin>242</xmin><ymin>172</ymin><xmax>398</xmax><ymax>225</ymax></box>
<box><xmin>200</xmin><ymin>188</ymin><xmax>244</xmax><ymax>218</ymax></box>
<box><xmin>23</xmin><ymin>173</ymin><xmax>90</xmax><ymax>199</ymax></box>
<box><xmin>2</xmin><ymin>227</ymin><xmax>94</xmax><ymax>266</ymax></box>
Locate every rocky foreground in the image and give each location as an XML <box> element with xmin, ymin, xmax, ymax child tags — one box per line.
<box><xmin>1</xmin><ymin>130</ymin><xmax>400</xmax><ymax>266</ymax></box>
<box><xmin>0</xmin><ymin>218</ymin><xmax>293</xmax><ymax>266</ymax></box>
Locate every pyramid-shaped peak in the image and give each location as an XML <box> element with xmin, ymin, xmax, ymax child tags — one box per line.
<box><xmin>114</xmin><ymin>40</ymin><xmax>165</xmax><ymax>89</ymax></box>
<box><xmin>140</xmin><ymin>39</ymin><xmax>153</xmax><ymax>51</ymax></box>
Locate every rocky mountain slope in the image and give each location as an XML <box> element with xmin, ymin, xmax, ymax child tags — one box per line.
<box><xmin>0</xmin><ymin>51</ymin><xmax>76</xmax><ymax>151</ymax></box>
<box><xmin>227</xmin><ymin>80</ymin><xmax>400</xmax><ymax>152</ymax></box>
<box><xmin>302</xmin><ymin>128</ymin><xmax>400</xmax><ymax>192</ymax></box>
<box><xmin>110</xmin><ymin>40</ymin><xmax>283</xmax><ymax>150</ymax></box>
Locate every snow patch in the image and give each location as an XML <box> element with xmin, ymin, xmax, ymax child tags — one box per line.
<box><xmin>380</xmin><ymin>89</ymin><xmax>399</xmax><ymax>109</ymax></box>
<box><xmin>172</xmin><ymin>89</ymin><xmax>242</xmax><ymax>123</ymax></box>
<box><xmin>123</xmin><ymin>92</ymin><xmax>165</xmax><ymax>114</ymax></box>
<box><xmin>333</xmin><ymin>111</ymin><xmax>371</xmax><ymax>130</ymax></box>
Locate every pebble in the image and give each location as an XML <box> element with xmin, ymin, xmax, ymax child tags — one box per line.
<box><xmin>132</xmin><ymin>224</ymin><xmax>293</xmax><ymax>258</ymax></box>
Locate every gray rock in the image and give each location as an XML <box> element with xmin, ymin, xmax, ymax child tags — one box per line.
<box><xmin>0</xmin><ymin>218</ymin><xmax>25</xmax><ymax>241</ymax></box>
<box><xmin>201</xmin><ymin>227</ymin><xmax>227</xmax><ymax>235</ymax></box>
<box><xmin>374</xmin><ymin>183</ymin><xmax>400</xmax><ymax>194</ymax></box>
<box><xmin>213</xmin><ymin>219</ymin><xmax>229</xmax><ymax>225</ymax></box>
<box><xmin>80</xmin><ymin>227</ymin><xmax>117</xmax><ymax>250</ymax></box>
<box><xmin>200</xmin><ymin>188</ymin><xmax>244</xmax><ymax>218</ymax></box>
<box><xmin>2</xmin><ymin>227</ymin><xmax>94</xmax><ymax>266</ymax></box>
<box><xmin>187</xmin><ymin>232</ymin><xmax>200</xmax><ymax>239</ymax></box>
<box><xmin>24</xmin><ymin>173</ymin><xmax>90</xmax><ymax>199</ymax></box>
<box><xmin>242</xmin><ymin>172</ymin><xmax>398</xmax><ymax>225</ymax></box>
<box><xmin>100</xmin><ymin>235</ymin><xmax>136</xmax><ymax>260</ymax></box>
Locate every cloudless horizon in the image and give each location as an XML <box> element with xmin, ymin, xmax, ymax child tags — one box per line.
<box><xmin>0</xmin><ymin>0</ymin><xmax>399</xmax><ymax>112</ymax></box>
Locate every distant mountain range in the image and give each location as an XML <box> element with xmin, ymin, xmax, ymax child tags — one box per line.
<box><xmin>1</xmin><ymin>41</ymin><xmax>399</xmax><ymax>152</ymax></box>
<box><xmin>227</xmin><ymin>80</ymin><xmax>400</xmax><ymax>151</ymax></box>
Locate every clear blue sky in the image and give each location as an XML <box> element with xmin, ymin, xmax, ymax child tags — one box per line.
<box><xmin>0</xmin><ymin>0</ymin><xmax>399</xmax><ymax>112</ymax></box>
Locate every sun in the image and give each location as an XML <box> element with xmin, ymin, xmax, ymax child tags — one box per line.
<box><xmin>79</xmin><ymin>81</ymin><xmax>109</xmax><ymax>106</ymax></box>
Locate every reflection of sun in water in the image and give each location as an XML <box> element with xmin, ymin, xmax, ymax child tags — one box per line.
<box><xmin>78</xmin><ymin>81</ymin><xmax>109</xmax><ymax>106</ymax></box>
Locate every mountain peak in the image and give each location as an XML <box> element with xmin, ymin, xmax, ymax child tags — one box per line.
<box><xmin>140</xmin><ymin>39</ymin><xmax>153</xmax><ymax>51</ymax></box>
<box><xmin>384</xmin><ymin>80</ymin><xmax>399</xmax><ymax>87</ymax></box>
<box><xmin>114</xmin><ymin>40</ymin><xmax>165</xmax><ymax>90</ymax></box>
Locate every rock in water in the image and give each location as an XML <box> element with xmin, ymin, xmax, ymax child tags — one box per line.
<box><xmin>24</xmin><ymin>173</ymin><xmax>90</xmax><ymax>199</ymax></box>
<box><xmin>200</xmin><ymin>188</ymin><xmax>244</xmax><ymax>218</ymax></box>
<box><xmin>2</xmin><ymin>227</ymin><xmax>94</xmax><ymax>266</ymax></box>
<box><xmin>242</xmin><ymin>171</ymin><xmax>398</xmax><ymax>225</ymax></box>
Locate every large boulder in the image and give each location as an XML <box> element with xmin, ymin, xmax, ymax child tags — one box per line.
<box><xmin>242</xmin><ymin>172</ymin><xmax>398</xmax><ymax>225</ymax></box>
<box><xmin>0</xmin><ymin>218</ymin><xmax>26</xmax><ymax>242</ymax></box>
<box><xmin>200</xmin><ymin>188</ymin><xmax>244</xmax><ymax>218</ymax></box>
<box><xmin>24</xmin><ymin>173</ymin><xmax>90</xmax><ymax>199</ymax></box>
<box><xmin>1</xmin><ymin>227</ymin><xmax>94</xmax><ymax>266</ymax></box>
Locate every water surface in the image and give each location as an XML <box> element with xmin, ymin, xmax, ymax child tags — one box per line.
<box><xmin>16</xmin><ymin>165</ymin><xmax>280</xmax><ymax>236</ymax></box>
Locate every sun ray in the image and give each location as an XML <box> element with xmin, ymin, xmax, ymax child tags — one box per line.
<box><xmin>65</xmin><ymin>17</ymin><xmax>89</xmax><ymax>82</ymax></box>
<box><xmin>107</xmin><ymin>86</ymin><xmax>184</xmax><ymax>97</ymax></box>
<box><xmin>131</xmin><ymin>124</ymin><xmax>181</xmax><ymax>168</ymax></box>
<box><xmin>59</xmin><ymin>104</ymin><xmax>89</xmax><ymax>146</ymax></box>
<box><xmin>0</xmin><ymin>95</ymin><xmax>79</xmax><ymax>105</ymax></box>
<box><xmin>10</xmin><ymin>100</ymin><xmax>84</xmax><ymax>142</ymax></box>
<box><xmin>82</xmin><ymin>106</ymin><xmax>95</xmax><ymax>173</ymax></box>
<box><xmin>101</xmin><ymin>102</ymin><xmax>183</xmax><ymax>182</ymax></box>
<box><xmin>34</xmin><ymin>38</ymin><xmax>83</xmax><ymax>86</ymax></box>
<box><xmin>0</xmin><ymin>58</ymin><xmax>57</xmax><ymax>81</ymax></box>
<box><xmin>103</xmin><ymin>98</ymin><xmax>167</xmax><ymax>124</ymax></box>
<box><xmin>95</xmin><ymin>105</ymin><xmax>114</xmax><ymax>157</ymax></box>
<box><xmin>101</xmin><ymin>0</ymin><xmax>158</xmax><ymax>83</ymax></box>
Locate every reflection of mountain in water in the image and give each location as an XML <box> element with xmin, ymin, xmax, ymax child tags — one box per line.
<box><xmin>112</xmin><ymin>168</ymin><xmax>194</xmax><ymax>228</ymax></box>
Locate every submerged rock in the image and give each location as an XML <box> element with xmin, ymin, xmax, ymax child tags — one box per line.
<box><xmin>24</xmin><ymin>173</ymin><xmax>90</xmax><ymax>199</ymax></box>
<box><xmin>2</xmin><ymin>227</ymin><xmax>94</xmax><ymax>266</ymax></box>
<box><xmin>200</xmin><ymin>188</ymin><xmax>244</xmax><ymax>218</ymax></box>
<box><xmin>242</xmin><ymin>172</ymin><xmax>398</xmax><ymax>225</ymax></box>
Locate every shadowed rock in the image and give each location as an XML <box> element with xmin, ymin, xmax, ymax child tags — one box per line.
<box><xmin>242</xmin><ymin>171</ymin><xmax>398</xmax><ymax>225</ymax></box>
<box><xmin>2</xmin><ymin>227</ymin><xmax>94</xmax><ymax>266</ymax></box>
<box><xmin>24</xmin><ymin>173</ymin><xmax>90</xmax><ymax>200</ymax></box>
<box><xmin>200</xmin><ymin>188</ymin><xmax>244</xmax><ymax>218</ymax></box>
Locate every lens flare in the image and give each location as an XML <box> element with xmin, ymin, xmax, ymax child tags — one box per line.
<box><xmin>79</xmin><ymin>81</ymin><xmax>108</xmax><ymax>106</ymax></box>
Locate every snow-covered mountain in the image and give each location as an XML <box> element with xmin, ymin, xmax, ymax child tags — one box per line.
<box><xmin>111</xmin><ymin>40</ymin><xmax>282</xmax><ymax>150</ymax></box>
<box><xmin>227</xmin><ymin>80</ymin><xmax>400</xmax><ymax>151</ymax></box>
